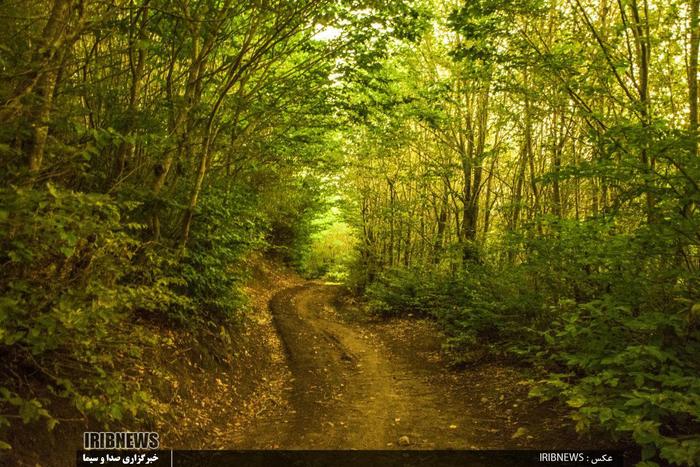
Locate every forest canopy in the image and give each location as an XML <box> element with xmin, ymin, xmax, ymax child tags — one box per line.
<box><xmin>1</xmin><ymin>0</ymin><xmax>699</xmax><ymax>465</ymax></box>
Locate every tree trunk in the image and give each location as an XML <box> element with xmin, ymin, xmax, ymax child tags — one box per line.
<box><xmin>689</xmin><ymin>0</ymin><xmax>699</xmax><ymax>153</ymax></box>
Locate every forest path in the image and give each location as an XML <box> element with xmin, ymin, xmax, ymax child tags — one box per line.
<box><xmin>235</xmin><ymin>283</ymin><xmax>587</xmax><ymax>449</ymax></box>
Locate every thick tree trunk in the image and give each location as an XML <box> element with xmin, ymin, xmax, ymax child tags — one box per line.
<box><xmin>26</xmin><ymin>0</ymin><xmax>74</xmax><ymax>179</ymax></box>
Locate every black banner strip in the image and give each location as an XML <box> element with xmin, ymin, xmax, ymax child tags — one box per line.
<box><xmin>77</xmin><ymin>449</ymin><xmax>627</xmax><ymax>467</ymax></box>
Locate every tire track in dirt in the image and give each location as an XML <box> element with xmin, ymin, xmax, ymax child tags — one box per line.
<box><xmin>232</xmin><ymin>282</ymin><xmax>620</xmax><ymax>452</ymax></box>
<box><xmin>246</xmin><ymin>283</ymin><xmax>489</xmax><ymax>449</ymax></box>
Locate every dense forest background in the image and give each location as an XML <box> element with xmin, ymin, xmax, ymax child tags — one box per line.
<box><xmin>1</xmin><ymin>0</ymin><xmax>699</xmax><ymax>465</ymax></box>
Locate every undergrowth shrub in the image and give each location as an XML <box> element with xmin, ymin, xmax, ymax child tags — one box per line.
<box><xmin>0</xmin><ymin>184</ymin><xmax>262</xmax><ymax>448</ymax></box>
<box><xmin>0</xmin><ymin>185</ymin><xmax>167</xmax><ymax>443</ymax></box>
<box><xmin>530</xmin><ymin>298</ymin><xmax>700</xmax><ymax>466</ymax></box>
<box><xmin>365</xmin><ymin>268</ymin><xmax>438</xmax><ymax>317</ymax></box>
<box><xmin>174</xmin><ymin>188</ymin><xmax>265</xmax><ymax>326</ymax></box>
<box><xmin>365</xmin><ymin>264</ymin><xmax>544</xmax><ymax>361</ymax></box>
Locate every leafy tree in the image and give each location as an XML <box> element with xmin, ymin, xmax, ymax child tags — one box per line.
<box><xmin>0</xmin><ymin>0</ymin><xmax>423</xmax><ymax>449</ymax></box>
<box><xmin>339</xmin><ymin>0</ymin><xmax>700</xmax><ymax>464</ymax></box>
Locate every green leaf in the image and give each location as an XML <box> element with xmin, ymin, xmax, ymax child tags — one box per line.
<box><xmin>109</xmin><ymin>405</ymin><xmax>123</xmax><ymax>420</ymax></box>
<box><xmin>567</xmin><ymin>396</ymin><xmax>586</xmax><ymax>408</ymax></box>
<box><xmin>46</xmin><ymin>417</ymin><xmax>58</xmax><ymax>431</ymax></box>
<box><xmin>599</xmin><ymin>408</ymin><xmax>613</xmax><ymax>423</ymax></box>
<box><xmin>46</xmin><ymin>183</ymin><xmax>59</xmax><ymax>198</ymax></box>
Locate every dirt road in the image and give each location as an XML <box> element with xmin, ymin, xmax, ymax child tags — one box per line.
<box><xmin>237</xmin><ymin>283</ymin><xmax>590</xmax><ymax>450</ymax></box>
<box><xmin>2</xmin><ymin>280</ymin><xmax>608</xmax><ymax>467</ymax></box>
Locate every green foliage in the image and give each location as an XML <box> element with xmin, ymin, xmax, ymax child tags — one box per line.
<box><xmin>175</xmin><ymin>187</ymin><xmax>265</xmax><ymax>325</ymax></box>
<box><xmin>265</xmin><ymin>175</ymin><xmax>326</xmax><ymax>268</ymax></box>
<box><xmin>300</xmin><ymin>207</ymin><xmax>358</xmax><ymax>280</ymax></box>
<box><xmin>365</xmin><ymin>268</ymin><xmax>437</xmax><ymax>317</ymax></box>
<box><xmin>530</xmin><ymin>297</ymin><xmax>700</xmax><ymax>466</ymax></box>
<box><xmin>0</xmin><ymin>183</ymin><xmax>274</xmax><ymax>442</ymax></box>
<box><xmin>364</xmin><ymin>264</ymin><xmax>542</xmax><ymax>359</ymax></box>
<box><xmin>0</xmin><ymin>185</ymin><xmax>165</xmax><ymax>432</ymax></box>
